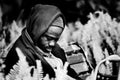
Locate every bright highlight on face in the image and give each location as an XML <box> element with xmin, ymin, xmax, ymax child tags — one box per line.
<box><xmin>38</xmin><ymin>26</ymin><xmax>63</xmax><ymax>53</ymax></box>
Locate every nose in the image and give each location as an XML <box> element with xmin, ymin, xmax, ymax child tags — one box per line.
<box><xmin>49</xmin><ymin>40</ymin><xmax>55</xmax><ymax>47</ymax></box>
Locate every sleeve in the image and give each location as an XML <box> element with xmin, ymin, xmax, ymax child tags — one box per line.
<box><xmin>4</xmin><ymin>47</ymin><xmax>19</xmax><ymax>75</ymax></box>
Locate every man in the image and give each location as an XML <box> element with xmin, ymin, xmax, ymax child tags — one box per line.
<box><xmin>4</xmin><ymin>4</ymin><xmax>81</xmax><ymax>79</ymax></box>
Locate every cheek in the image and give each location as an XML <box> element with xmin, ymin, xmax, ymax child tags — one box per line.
<box><xmin>40</xmin><ymin>37</ymin><xmax>49</xmax><ymax>46</ymax></box>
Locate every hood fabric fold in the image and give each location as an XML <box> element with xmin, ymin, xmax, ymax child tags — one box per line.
<box><xmin>26</xmin><ymin>4</ymin><xmax>65</xmax><ymax>45</ymax></box>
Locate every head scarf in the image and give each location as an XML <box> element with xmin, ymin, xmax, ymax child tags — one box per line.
<box><xmin>21</xmin><ymin>4</ymin><xmax>66</xmax><ymax>78</ymax></box>
<box><xmin>26</xmin><ymin>4</ymin><xmax>65</xmax><ymax>45</ymax></box>
<box><xmin>51</xmin><ymin>17</ymin><xmax>64</xmax><ymax>29</ymax></box>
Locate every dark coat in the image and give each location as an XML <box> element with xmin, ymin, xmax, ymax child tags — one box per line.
<box><xmin>4</xmin><ymin>33</ymin><xmax>79</xmax><ymax>79</ymax></box>
<box><xmin>4</xmin><ymin>4</ymin><xmax>81</xmax><ymax>79</ymax></box>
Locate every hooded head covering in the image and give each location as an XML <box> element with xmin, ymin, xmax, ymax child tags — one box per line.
<box><xmin>26</xmin><ymin>4</ymin><xmax>66</xmax><ymax>44</ymax></box>
<box><xmin>20</xmin><ymin>4</ymin><xmax>66</xmax><ymax>78</ymax></box>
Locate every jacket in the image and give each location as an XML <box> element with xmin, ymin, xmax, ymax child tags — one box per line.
<box><xmin>4</xmin><ymin>4</ymin><xmax>80</xmax><ymax>79</ymax></box>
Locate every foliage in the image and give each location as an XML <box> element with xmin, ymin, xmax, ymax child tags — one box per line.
<box><xmin>69</xmin><ymin>11</ymin><xmax>120</xmax><ymax>75</ymax></box>
<box><xmin>59</xmin><ymin>11</ymin><xmax>120</xmax><ymax>79</ymax></box>
<box><xmin>1</xmin><ymin>11</ymin><xmax>120</xmax><ymax>80</ymax></box>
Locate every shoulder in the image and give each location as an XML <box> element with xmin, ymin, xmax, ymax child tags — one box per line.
<box><xmin>52</xmin><ymin>43</ymin><xmax>67</xmax><ymax>63</ymax></box>
<box><xmin>3</xmin><ymin>37</ymin><xmax>23</xmax><ymax>75</ymax></box>
<box><xmin>52</xmin><ymin>43</ymin><xmax>64</xmax><ymax>52</ymax></box>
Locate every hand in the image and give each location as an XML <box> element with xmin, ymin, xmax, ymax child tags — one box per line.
<box><xmin>54</xmin><ymin>61</ymin><xmax>75</xmax><ymax>80</ymax></box>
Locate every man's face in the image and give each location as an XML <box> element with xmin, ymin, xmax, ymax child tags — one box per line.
<box><xmin>38</xmin><ymin>26</ymin><xmax>63</xmax><ymax>53</ymax></box>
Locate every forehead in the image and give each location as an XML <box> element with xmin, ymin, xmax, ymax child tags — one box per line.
<box><xmin>45</xmin><ymin>26</ymin><xmax>63</xmax><ymax>37</ymax></box>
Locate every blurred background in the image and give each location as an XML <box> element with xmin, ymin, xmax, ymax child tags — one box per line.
<box><xmin>1</xmin><ymin>0</ymin><xmax>120</xmax><ymax>26</ymax></box>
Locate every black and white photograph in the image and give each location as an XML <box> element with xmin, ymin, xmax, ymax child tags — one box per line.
<box><xmin>0</xmin><ymin>0</ymin><xmax>120</xmax><ymax>80</ymax></box>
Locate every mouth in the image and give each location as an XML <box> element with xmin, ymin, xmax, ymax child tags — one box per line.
<box><xmin>46</xmin><ymin>47</ymin><xmax>52</xmax><ymax>52</ymax></box>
